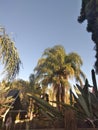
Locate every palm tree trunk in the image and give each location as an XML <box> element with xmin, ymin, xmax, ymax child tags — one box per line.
<box><xmin>61</xmin><ymin>85</ymin><xmax>65</xmax><ymax>103</ymax></box>
<box><xmin>56</xmin><ymin>85</ymin><xmax>61</xmax><ymax>110</ymax></box>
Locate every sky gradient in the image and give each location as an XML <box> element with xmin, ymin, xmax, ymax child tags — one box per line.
<box><xmin>0</xmin><ymin>0</ymin><xmax>97</xmax><ymax>85</ymax></box>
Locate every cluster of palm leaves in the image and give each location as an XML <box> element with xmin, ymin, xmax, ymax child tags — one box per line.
<box><xmin>34</xmin><ymin>45</ymin><xmax>86</xmax><ymax>105</ymax></box>
<box><xmin>0</xmin><ymin>27</ymin><xmax>21</xmax><ymax>81</ymax></box>
<box><xmin>0</xmin><ymin>26</ymin><xmax>21</xmax><ymax>111</ymax></box>
<box><xmin>0</xmin><ymin>86</ymin><xmax>14</xmax><ymax>117</ymax></box>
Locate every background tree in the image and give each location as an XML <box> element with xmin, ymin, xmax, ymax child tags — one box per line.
<box><xmin>0</xmin><ymin>27</ymin><xmax>21</xmax><ymax>81</ymax></box>
<box><xmin>9</xmin><ymin>79</ymin><xmax>29</xmax><ymax>112</ymax></box>
<box><xmin>29</xmin><ymin>73</ymin><xmax>35</xmax><ymax>89</ymax></box>
<box><xmin>34</xmin><ymin>45</ymin><xmax>85</xmax><ymax>105</ymax></box>
<box><xmin>78</xmin><ymin>0</ymin><xmax>98</xmax><ymax>73</ymax></box>
<box><xmin>0</xmin><ymin>26</ymin><xmax>21</xmax><ymax>118</ymax></box>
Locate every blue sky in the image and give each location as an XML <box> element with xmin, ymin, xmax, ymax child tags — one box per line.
<box><xmin>0</xmin><ymin>0</ymin><xmax>97</xmax><ymax>85</ymax></box>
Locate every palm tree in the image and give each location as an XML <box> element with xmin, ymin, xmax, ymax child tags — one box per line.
<box><xmin>0</xmin><ymin>27</ymin><xmax>21</xmax><ymax>81</ymax></box>
<box><xmin>34</xmin><ymin>45</ymin><xmax>85</xmax><ymax>105</ymax></box>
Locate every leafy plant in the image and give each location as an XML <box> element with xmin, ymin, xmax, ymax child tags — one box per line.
<box><xmin>0</xmin><ymin>86</ymin><xmax>14</xmax><ymax>118</ymax></box>
<box><xmin>70</xmin><ymin>69</ymin><xmax>98</xmax><ymax>127</ymax></box>
<box><xmin>27</xmin><ymin>93</ymin><xmax>62</xmax><ymax>119</ymax></box>
<box><xmin>0</xmin><ymin>26</ymin><xmax>21</xmax><ymax>81</ymax></box>
<box><xmin>27</xmin><ymin>69</ymin><xmax>98</xmax><ymax>128</ymax></box>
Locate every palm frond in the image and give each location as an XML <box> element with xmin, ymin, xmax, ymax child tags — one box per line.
<box><xmin>0</xmin><ymin>29</ymin><xmax>21</xmax><ymax>81</ymax></box>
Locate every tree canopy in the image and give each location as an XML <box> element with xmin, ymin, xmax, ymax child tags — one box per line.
<box><xmin>34</xmin><ymin>45</ymin><xmax>85</xmax><ymax>103</ymax></box>
<box><xmin>78</xmin><ymin>0</ymin><xmax>98</xmax><ymax>73</ymax></box>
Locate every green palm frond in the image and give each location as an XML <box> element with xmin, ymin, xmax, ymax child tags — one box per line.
<box><xmin>0</xmin><ymin>85</ymin><xmax>14</xmax><ymax>111</ymax></box>
<box><xmin>27</xmin><ymin>93</ymin><xmax>62</xmax><ymax>118</ymax></box>
<box><xmin>0</xmin><ymin>28</ymin><xmax>21</xmax><ymax>81</ymax></box>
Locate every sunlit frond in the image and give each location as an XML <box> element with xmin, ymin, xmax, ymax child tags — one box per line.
<box><xmin>34</xmin><ymin>45</ymin><xmax>85</xmax><ymax>103</ymax></box>
<box><xmin>0</xmin><ymin>28</ymin><xmax>21</xmax><ymax>81</ymax></box>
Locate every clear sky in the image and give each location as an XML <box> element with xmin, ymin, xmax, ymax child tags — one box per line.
<box><xmin>0</xmin><ymin>0</ymin><xmax>97</xmax><ymax>85</ymax></box>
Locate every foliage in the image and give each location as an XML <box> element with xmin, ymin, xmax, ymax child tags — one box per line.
<box><xmin>26</xmin><ymin>69</ymin><xmax>98</xmax><ymax>128</ymax></box>
<box><xmin>27</xmin><ymin>93</ymin><xmax>63</xmax><ymax>119</ymax></box>
<box><xmin>70</xmin><ymin>69</ymin><xmax>98</xmax><ymax>127</ymax></box>
<box><xmin>29</xmin><ymin>73</ymin><xmax>35</xmax><ymax>88</ymax></box>
<box><xmin>78</xmin><ymin>0</ymin><xmax>98</xmax><ymax>74</ymax></box>
<box><xmin>0</xmin><ymin>27</ymin><xmax>21</xmax><ymax>81</ymax></box>
<box><xmin>0</xmin><ymin>85</ymin><xmax>14</xmax><ymax>116</ymax></box>
<box><xmin>34</xmin><ymin>45</ymin><xmax>85</xmax><ymax>104</ymax></box>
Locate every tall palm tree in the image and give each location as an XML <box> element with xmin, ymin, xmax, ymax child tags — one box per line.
<box><xmin>0</xmin><ymin>27</ymin><xmax>21</xmax><ymax>81</ymax></box>
<box><xmin>34</xmin><ymin>45</ymin><xmax>85</xmax><ymax>105</ymax></box>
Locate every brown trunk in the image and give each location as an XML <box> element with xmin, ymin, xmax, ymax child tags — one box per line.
<box><xmin>64</xmin><ymin>109</ymin><xmax>77</xmax><ymax>130</ymax></box>
<box><xmin>61</xmin><ymin>85</ymin><xmax>65</xmax><ymax>103</ymax></box>
<box><xmin>56</xmin><ymin>85</ymin><xmax>61</xmax><ymax>110</ymax></box>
